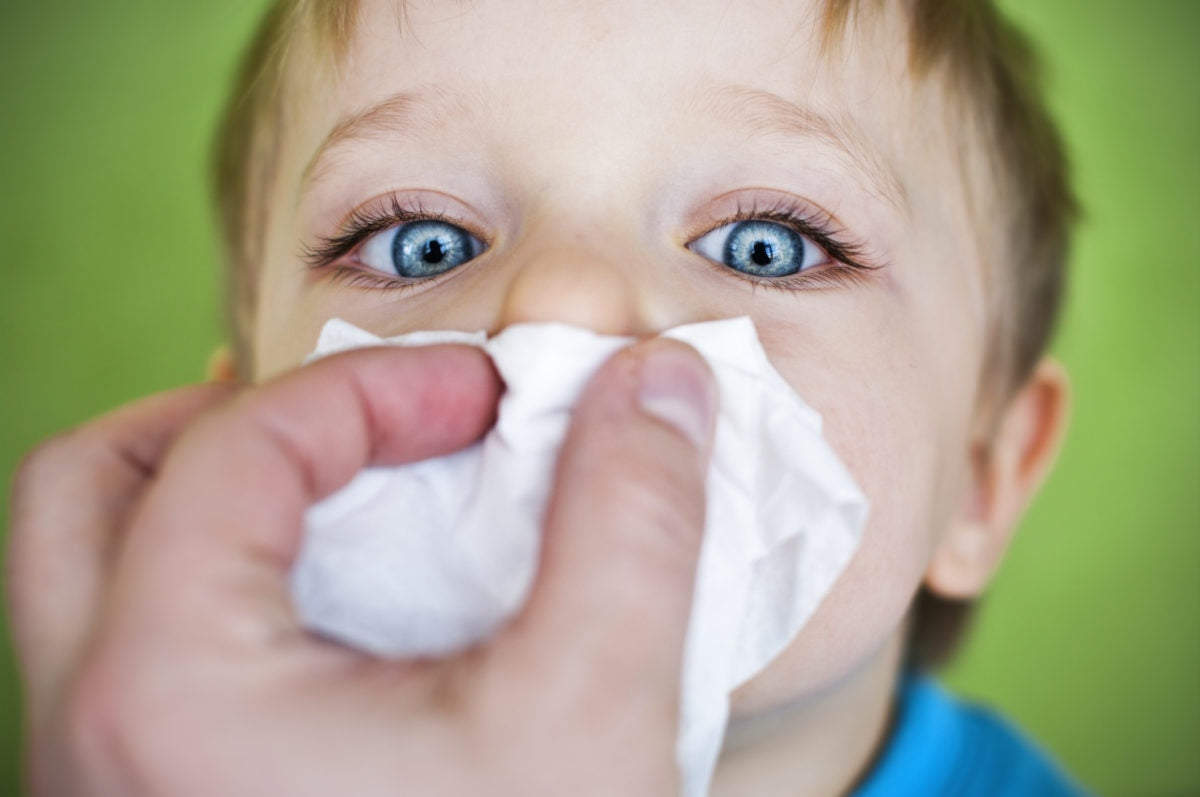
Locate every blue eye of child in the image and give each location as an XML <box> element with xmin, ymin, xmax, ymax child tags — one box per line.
<box><xmin>688</xmin><ymin>220</ymin><xmax>826</xmax><ymax>278</ymax></box>
<box><xmin>359</xmin><ymin>219</ymin><xmax>483</xmax><ymax>279</ymax></box>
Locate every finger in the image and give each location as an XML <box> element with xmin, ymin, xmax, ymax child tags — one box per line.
<box><xmin>107</xmin><ymin>344</ymin><xmax>502</xmax><ymax>651</ymax></box>
<box><xmin>505</xmin><ymin>339</ymin><xmax>716</xmax><ymax>724</ymax></box>
<box><xmin>6</xmin><ymin>382</ymin><xmax>240</xmax><ymax>712</ymax></box>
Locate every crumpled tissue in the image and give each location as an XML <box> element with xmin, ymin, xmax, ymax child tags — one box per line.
<box><xmin>291</xmin><ymin>316</ymin><xmax>868</xmax><ymax>797</ymax></box>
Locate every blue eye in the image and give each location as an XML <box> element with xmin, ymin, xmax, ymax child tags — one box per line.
<box><xmin>359</xmin><ymin>219</ymin><xmax>484</xmax><ymax>279</ymax></box>
<box><xmin>689</xmin><ymin>219</ymin><xmax>829</xmax><ymax>278</ymax></box>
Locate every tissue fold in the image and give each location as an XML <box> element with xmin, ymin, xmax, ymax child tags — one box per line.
<box><xmin>292</xmin><ymin>317</ymin><xmax>868</xmax><ymax>797</ymax></box>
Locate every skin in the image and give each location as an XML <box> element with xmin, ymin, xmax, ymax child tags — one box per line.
<box><xmin>9</xmin><ymin>341</ymin><xmax>720</xmax><ymax>796</ymax></box>
<box><xmin>7</xmin><ymin>0</ymin><xmax>1070</xmax><ymax>794</ymax></box>
<box><xmin>249</xmin><ymin>0</ymin><xmax>1067</xmax><ymax>790</ymax></box>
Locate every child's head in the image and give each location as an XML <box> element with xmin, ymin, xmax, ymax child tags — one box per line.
<box><xmin>214</xmin><ymin>0</ymin><xmax>1073</xmax><ymax>733</ymax></box>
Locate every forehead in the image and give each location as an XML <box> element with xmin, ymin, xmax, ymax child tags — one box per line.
<box><xmin>294</xmin><ymin>0</ymin><xmax>931</xmax><ymax>202</ymax></box>
<box><xmin>333</xmin><ymin>0</ymin><xmax>906</xmax><ymax>91</ymax></box>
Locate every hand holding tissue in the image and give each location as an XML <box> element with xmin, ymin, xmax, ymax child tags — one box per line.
<box><xmin>292</xmin><ymin>317</ymin><xmax>868</xmax><ymax>797</ymax></box>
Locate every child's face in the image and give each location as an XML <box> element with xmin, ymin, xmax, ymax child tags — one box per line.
<box><xmin>251</xmin><ymin>0</ymin><xmax>991</xmax><ymax>717</ymax></box>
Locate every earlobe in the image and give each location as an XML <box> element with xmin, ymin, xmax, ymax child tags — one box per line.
<box><xmin>206</xmin><ymin>345</ymin><xmax>240</xmax><ymax>383</ymax></box>
<box><xmin>925</xmin><ymin>358</ymin><xmax>1072</xmax><ymax>599</ymax></box>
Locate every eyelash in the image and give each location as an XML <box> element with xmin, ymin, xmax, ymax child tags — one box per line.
<box><xmin>696</xmin><ymin>197</ymin><xmax>880</xmax><ymax>292</ymax></box>
<box><xmin>302</xmin><ymin>194</ymin><xmax>880</xmax><ymax>292</ymax></box>
<box><xmin>302</xmin><ymin>196</ymin><xmax>482</xmax><ymax>290</ymax></box>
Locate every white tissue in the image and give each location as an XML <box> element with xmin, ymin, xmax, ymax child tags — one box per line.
<box><xmin>292</xmin><ymin>317</ymin><xmax>867</xmax><ymax>797</ymax></box>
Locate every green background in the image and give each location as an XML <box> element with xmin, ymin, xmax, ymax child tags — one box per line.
<box><xmin>1</xmin><ymin>1</ymin><xmax>1196</xmax><ymax>794</ymax></box>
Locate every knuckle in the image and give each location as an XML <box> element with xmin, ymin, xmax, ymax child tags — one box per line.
<box><xmin>591</xmin><ymin>434</ymin><xmax>707</xmax><ymax>557</ymax></box>
<box><xmin>11</xmin><ymin>422</ymin><xmax>129</xmax><ymax>518</ymax></box>
<box><xmin>559</xmin><ymin>439</ymin><xmax>705</xmax><ymax>584</ymax></box>
<box><xmin>12</xmin><ymin>430</ymin><xmax>87</xmax><ymax>502</ymax></box>
<box><xmin>8</xmin><ymin>428</ymin><xmax>112</xmax><ymax>590</ymax></box>
<box><xmin>620</xmin><ymin>470</ymin><xmax>704</xmax><ymax>555</ymax></box>
<box><xmin>7</xmin><ymin>431</ymin><xmax>91</xmax><ymax>577</ymax></box>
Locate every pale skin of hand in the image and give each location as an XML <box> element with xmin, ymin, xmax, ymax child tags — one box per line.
<box><xmin>6</xmin><ymin>338</ymin><xmax>717</xmax><ymax>797</ymax></box>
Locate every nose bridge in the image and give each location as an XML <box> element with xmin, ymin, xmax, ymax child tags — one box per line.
<box><xmin>495</xmin><ymin>236</ymin><xmax>654</xmax><ymax>337</ymax></box>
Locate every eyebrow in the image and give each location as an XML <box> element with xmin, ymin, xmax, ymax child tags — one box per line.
<box><xmin>692</xmin><ymin>83</ymin><xmax>909</xmax><ymax>214</ymax></box>
<box><xmin>302</xmin><ymin>82</ymin><xmax>908</xmax><ymax>214</ymax></box>
<box><xmin>301</xmin><ymin>87</ymin><xmax>470</xmax><ymax>192</ymax></box>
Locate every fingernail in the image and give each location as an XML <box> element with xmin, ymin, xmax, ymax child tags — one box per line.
<box><xmin>636</xmin><ymin>340</ymin><xmax>716</xmax><ymax>449</ymax></box>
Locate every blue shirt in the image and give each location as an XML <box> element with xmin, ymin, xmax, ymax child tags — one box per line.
<box><xmin>853</xmin><ymin>676</ymin><xmax>1090</xmax><ymax>797</ymax></box>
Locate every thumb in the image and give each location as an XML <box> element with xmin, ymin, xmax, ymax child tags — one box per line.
<box><xmin>507</xmin><ymin>338</ymin><xmax>716</xmax><ymax>719</ymax></box>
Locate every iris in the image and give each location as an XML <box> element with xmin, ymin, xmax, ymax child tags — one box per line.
<box><xmin>391</xmin><ymin>220</ymin><xmax>479</xmax><ymax>278</ymax></box>
<box><xmin>721</xmin><ymin>220</ymin><xmax>807</xmax><ymax>278</ymax></box>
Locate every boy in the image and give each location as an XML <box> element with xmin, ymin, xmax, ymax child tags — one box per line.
<box><xmin>7</xmin><ymin>0</ymin><xmax>1085</xmax><ymax>794</ymax></box>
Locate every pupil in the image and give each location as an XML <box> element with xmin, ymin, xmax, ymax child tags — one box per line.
<box><xmin>424</xmin><ymin>239</ymin><xmax>445</xmax><ymax>263</ymax></box>
<box><xmin>751</xmin><ymin>240</ymin><xmax>774</xmax><ymax>266</ymax></box>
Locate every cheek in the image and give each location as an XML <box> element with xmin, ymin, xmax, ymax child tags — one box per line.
<box><xmin>732</xmin><ymin>311</ymin><xmax>976</xmax><ymax>711</ymax></box>
<box><xmin>251</xmin><ymin>269</ymin><xmax>335</xmax><ymax>381</ymax></box>
<box><xmin>250</xmin><ymin>209</ymin><xmax>326</xmax><ymax>380</ymax></box>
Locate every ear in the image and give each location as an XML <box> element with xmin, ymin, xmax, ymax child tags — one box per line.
<box><xmin>206</xmin><ymin>345</ymin><xmax>239</xmax><ymax>383</ymax></box>
<box><xmin>924</xmin><ymin>357</ymin><xmax>1072</xmax><ymax>599</ymax></box>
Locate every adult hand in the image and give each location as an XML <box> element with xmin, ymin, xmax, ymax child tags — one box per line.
<box><xmin>6</xmin><ymin>339</ymin><xmax>716</xmax><ymax>797</ymax></box>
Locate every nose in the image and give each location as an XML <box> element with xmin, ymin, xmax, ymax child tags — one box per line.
<box><xmin>494</xmin><ymin>245</ymin><xmax>655</xmax><ymax>337</ymax></box>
